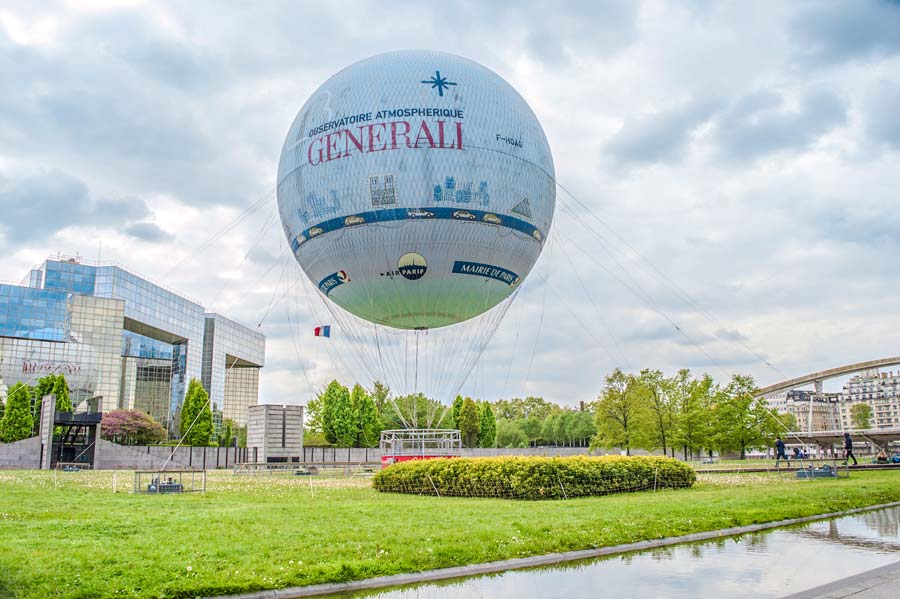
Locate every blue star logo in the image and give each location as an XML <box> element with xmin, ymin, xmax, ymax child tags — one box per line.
<box><xmin>421</xmin><ymin>70</ymin><xmax>457</xmax><ymax>97</ymax></box>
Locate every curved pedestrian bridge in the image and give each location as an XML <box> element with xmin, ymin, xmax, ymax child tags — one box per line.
<box><xmin>755</xmin><ymin>356</ymin><xmax>900</xmax><ymax>397</ymax></box>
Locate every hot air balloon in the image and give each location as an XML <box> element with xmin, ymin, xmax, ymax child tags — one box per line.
<box><xmin>278</xmin><ymin>50</ymin><xmax>555</xmax><ymax>409</ymax></box>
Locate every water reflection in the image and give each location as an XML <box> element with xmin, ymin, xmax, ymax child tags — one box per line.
<box><xmin>322</xmin><ymin>507</ymin><xmax>900</xmax><ymax>599</ymax></box>
<box><xmin>790</xmin><ymin>507</ymin><xmax>900</xmax><ymax>553</ymax></box>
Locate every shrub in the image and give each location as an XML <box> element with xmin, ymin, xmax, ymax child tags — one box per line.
<box><xmin>373</xmin><ymin>455</ymin><xmax>696</xmax><ymax>500</ymax></box>
<box><xmin>101</xmin><ymin>410</ymin><xmax>167</xmax><ymax>445</ymax></box>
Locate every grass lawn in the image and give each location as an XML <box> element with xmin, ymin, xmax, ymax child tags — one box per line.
<box><xmin>1</xmin><ymin>469</ymin><xmax>899</xmax><ymax>599</ymax></box>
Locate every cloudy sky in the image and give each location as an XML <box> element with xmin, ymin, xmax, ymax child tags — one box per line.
<box><xmin>2</xmin><ymin>0</ymin><xmax>900</xmax><ymax>407</ymax></box>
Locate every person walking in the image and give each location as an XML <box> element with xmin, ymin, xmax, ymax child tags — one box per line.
<box><xmin>843</xmin><ymin>432</ymin><xmax>858</xmax><ymax>466</ymax></box>
<box><xmin>775</xmin><ymin>436</ymin><xmax>787</xmax><ymax>464</ymax></box>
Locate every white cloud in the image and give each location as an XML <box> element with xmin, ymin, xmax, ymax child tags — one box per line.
<box><xmin>2</xmin><ymin>1</ymin><xmax>900</xmax><ymax>405</ymax></box>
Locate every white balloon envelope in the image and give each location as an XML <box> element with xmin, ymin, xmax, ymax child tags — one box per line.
<box><xmin>277</xmin><ymin>50</ymin><xmax>555</xmax><ymax>331</ymax></box>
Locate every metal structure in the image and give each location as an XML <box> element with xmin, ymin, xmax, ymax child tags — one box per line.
<box><xmin>756</xmin><ymin>357</ymin><xmax>900</xmax><ymax>398</ymax></box>
<box><xmin>38</xmin><ymin>395</ymin><xmax>102</xmax><ymax>470</ymax></box>
<box><xmin>779</xmin><ymin>457</ymin><xmax>850</xmax><ymax>479</ymax></box>
<box><xmin>379</xmin><ymin>429</ymin><xmax>462</xmax><ymax>467</ymax></box>
<box><xmin>756</xmin><ymin>357</ymin><xmax>900</xmax><ymax>437</ymax></box>
<box><xmin>133</xmin><ymin>470</ymin><xmax>206</xmax><ymax>494</ymax></box>
<box><xmin>786</xmin><ymin>429</ymin><xmax>900</xmax><ymax>451</ymax></box>
<box><xmin>52</xmin><ymin>410</ymin><xmax>102</xmax><ymax>468</ymax></box>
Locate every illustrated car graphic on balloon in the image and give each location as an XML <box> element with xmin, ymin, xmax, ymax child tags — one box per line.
<box><xmin>344</xmin><ymin>215</ymin><xmax>366</xmax><ymax>226</ymax></box>
<box><xmin>452</xmin><ymin>210</ymin><xmax>476</xmax><ymax>220</ymax></box>
<box><xmin>482</xmin><ymin>213</ymin><xmax>502</xmax><ymax>225</ymax></box>
<box><xmin>308</xmin><ymin>227</ymin><xmax>324</xmax><ymax>238</ymax></box>
<box><xmin>407</xmin><ymin>209</ymin><xmax>434</xmax><ymax>219</ymax></box>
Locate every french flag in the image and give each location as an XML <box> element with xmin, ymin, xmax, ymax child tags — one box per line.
<box><xmin>314</xmin><ymin>325</ymin><xmax>331</xmax><ymax>338</ymax></box>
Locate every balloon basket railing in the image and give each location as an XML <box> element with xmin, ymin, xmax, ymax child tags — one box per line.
<box><xmin>380</xmin><ymin>429</ymin><xmax>462</xmax><ymax>468</ymax></box>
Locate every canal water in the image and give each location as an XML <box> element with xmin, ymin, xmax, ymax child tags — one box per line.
<box><xmin>322</xmin><ymin>506</ymin><xmax>900</xmax><ymax>599</ymax></box>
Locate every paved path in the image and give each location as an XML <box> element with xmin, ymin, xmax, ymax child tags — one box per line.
<box><xmin>781</xmin><ymin>561</ymin><xmax>900</xmax><ymax>598</ymax></box>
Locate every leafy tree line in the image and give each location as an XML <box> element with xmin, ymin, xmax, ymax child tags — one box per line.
<box><xmin>0</xmin><ymin>373</ymin><xmax>242</xmax><ymax>447</ymax></box>
<box><xmin>304</xmin><ymin>380</ymin><xmax>597</xmax><ymax>449</ymax></box>
<box><xmin>492</xmin><ymin>396</ymin><xmax>596</xmax><ymax>448</ymax></box>
<box><xmin>304</xmin><ymin>381</ymin><xmax>499</xmax><ymax>448</ymax></box>
<box><xmin>590</xmin><ymin>369</ymin><xmax>790</xmax><ymax>459</ymax></box>
<box><xmin>304</xmin><ymin>368</ymin><xmax>791</xmax><ymax>456</ymax></box>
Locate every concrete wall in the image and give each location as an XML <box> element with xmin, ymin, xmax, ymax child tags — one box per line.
<box><xmin>1</xmin><ymin>438</ymin><xmax>247</xmax><ymax>471</ymax></box>
<box><xmin>0</xmin><ymin>436</ymin><xmax>42</xmax><ymax>469</ymax></box>
<box><xmin>94</xmin><ymin>440</ymin><xmax>247</xmax><ymax>470</ymax></box>
<box><xmin>299</xmin><ymin>445</ymin><xmax>598</xmax><ymax>464</ymax></box>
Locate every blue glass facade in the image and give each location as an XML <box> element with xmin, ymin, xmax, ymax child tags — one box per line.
<box><xmin>42</xmin><ymin>261</ymin><xmax>97</xmax><ymax>295</ymax></box>
<box><xmin>0</xmin><ymin>286</ymin><xmax>69</xmax><ymax>342</ymax></box>
<box><xmin>122</xmin><ymin>330</ymin><xmax>174</xmax><ymax>360</ymax></box>
<box><xmin>0</xmin><ymin>258</ymin><xmax>264</xmax><ymax>437</ymax></box>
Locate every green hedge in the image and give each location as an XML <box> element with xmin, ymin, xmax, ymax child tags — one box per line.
<box><xmin>373</xmin><ymin>455</ymin><xmax>697</xmax><ymax>500</ymax></box>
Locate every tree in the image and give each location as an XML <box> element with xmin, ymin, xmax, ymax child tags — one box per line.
<box><xmin>591</xmin><ymin>369</ymin><xmax>649</xmax><ymax>455</ymax></box>
<box><xmin>32</xmin><ymin>375</ymin><xmax>57</xmax><ymax>433</ymax></box>
<box><xmin>101</xmin><ymin>410</ymin><xmax>167</xmax><ymax>445</ymax></box>
<box><xmin>519</xmin><ymin>417</ymin><xmax>543</xmax><ymax>446</ymax></box>
<box><xmin>569</xmin><ymin>411</ymin><xmax>597</xmax><ymax>447</ymax></box>
<box><xmin>319</xmin><ymin>380</ymin><xmax>347</xmax><ymax>444</ymax></box>
<box><xmin>1</xmin><ymin>382</ymin><xmax>35</xmax><ymax>443</ymax></box>
<box><xmin>52</xmin><ymin>375</ymin><xmax>72</xmax><ymax>413</ymax></box>
<box><xmin>451</xmin><ymin>395</ymin><xmax>464</xmax><ymax>429</ymax></box>
<box><xmin>180</xmin><ymin>379</ymin><xmax>213</xmax><ymax>446</ymax></box>
<box><xmin>327</xmin><ymin>383</ymin><xmax>357</xmax><ymax>447</ymax></box>
<box><xmin>775</xmin><ymin>411</ymin><xmax>799</xmax><ymax>432</ymax></box>
<box><xmin>478</xmin><ymin>402</ymin><xmax>496</xmax><ymax>447</ymax></box>
<box><xmin>671</xmin><ymin>370</ymin><xmax>716</xmax><ymax>460</ymax></box>
<box><xmin>237</xmin><ymin>424</ymin><xmax>247</xmax><ymax>448</ymax></box>
<box><xmin>542</xmin><ymin>412</ymin><xmax>568</xmax><ymax>446</ymax></box>
<box><xmin>218</xmin><ymin>418</ymin><xmax>235</xmax><ymax>447</ymax></box>
<box><xmin>492</xmin><ymin>396</ymin><xmax>557</xmax><ymax>420</ymax></box>
<box><xmin>712</xmin><ymin>374</ymin><xmax>770</xmax><ymax>459</ymax></box>
<box><xmin>351</xmin><ymin>384</ymin><xmax>380</xmax><ymax>447</ymax></box>
<box><xmin>850</xmin><ymin>403</ymin><xmax>872</xmax><ymax>430</ymax></box>
<box><xmin>459</xmin><ymin>397</ymin><xmax>480</xmax><ymax>448</ymax></box>
<box><xmin>495</xmin><ymin>419</ymin><xmax>528</xmax><ymax>448</ymax></box>
<box><xmin>640</xmin><ymin>369</ymin><xmax>678</xmax><ymax>456</ymax></box>
<box><xmin>304</xmin><ymin>392</ymin><xmax>325</xmax><ymax>435</ymax></box>
<box><xmin>370</xmin><ymin>381</ymin><xmax>391</xmax><ymax>414</ymax></box>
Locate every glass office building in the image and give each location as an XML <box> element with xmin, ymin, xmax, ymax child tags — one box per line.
<box><xmin>0</xmin><ymin>257</ymin><xmax>265</xmax><ymax>435</ymax></box>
